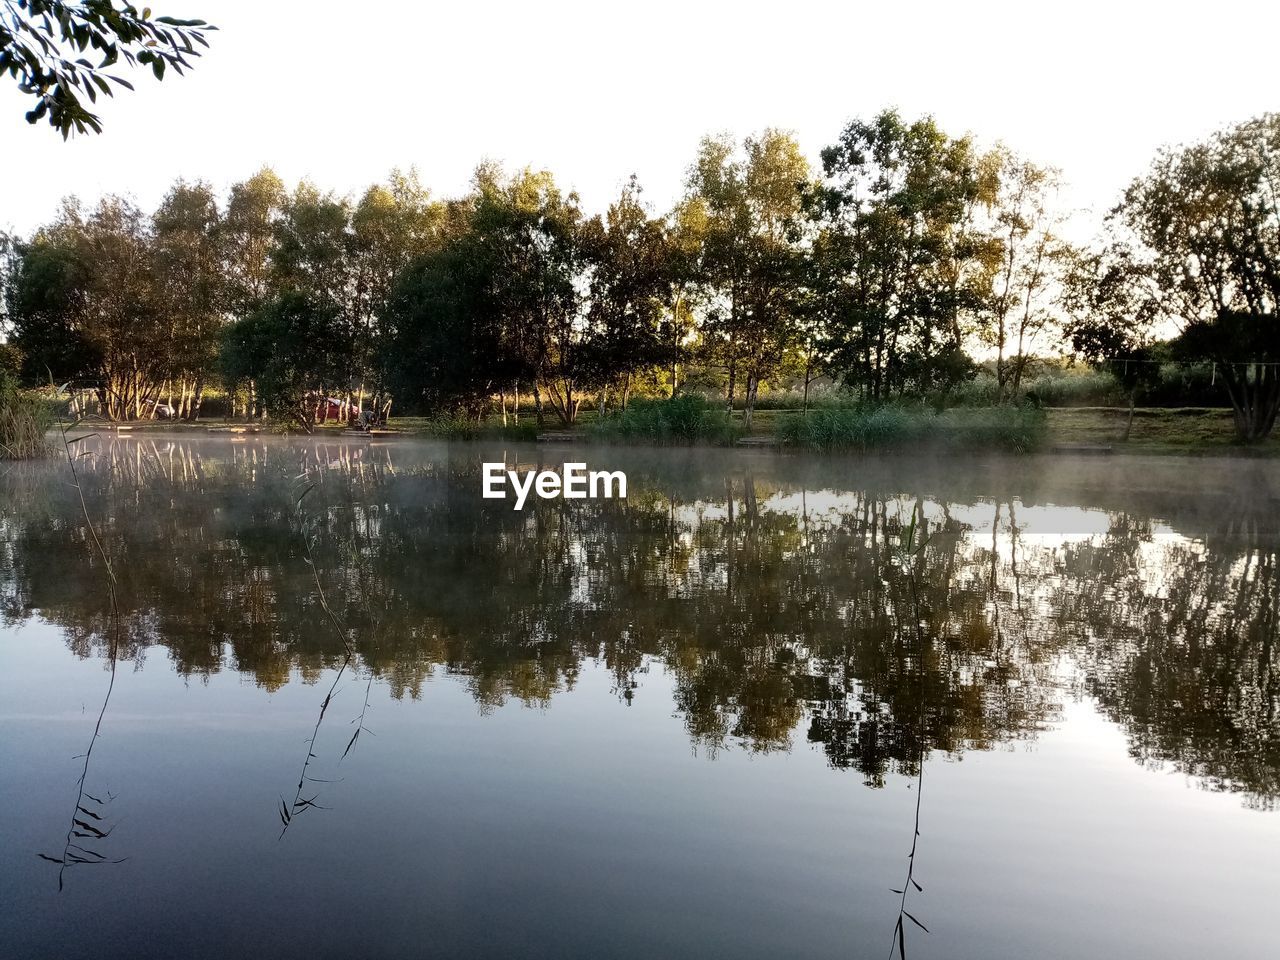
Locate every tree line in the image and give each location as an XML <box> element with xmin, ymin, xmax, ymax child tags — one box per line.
<box><xmin>2</xmin><ymin>109</ymin><xmax>1277</xmax><ymax>438</ymax></box>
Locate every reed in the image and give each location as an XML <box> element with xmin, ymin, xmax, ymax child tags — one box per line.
<box><xmin>0</xmin><ymin>385</ymin><xmax>56</xmax><ymax>459</ymax></box>
<box><xmin>39</xmin><ymin>417</ymin><xmax>127</xmax><ymax>888</ymax></box>
<box><xmin>777</xmin><ymin>403</ymin><xmax>1047</xmax><ymax>453</ymax></box>
<box><xmin>588</xmin><ymin>394</ymin><xmax>742</xmax><ymax>446</ymax></box>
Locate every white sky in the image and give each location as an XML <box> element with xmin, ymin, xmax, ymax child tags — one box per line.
<box><xmin>2</xmin><ymin>0</ymin><xmax>1277</xmax><ymax>236</ymax></box>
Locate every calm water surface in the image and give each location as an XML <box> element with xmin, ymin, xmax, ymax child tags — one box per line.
<box><xmin>1</xmin><ymin>437</ymin><xmax>1278</xmax><ymax>959</ymax></box>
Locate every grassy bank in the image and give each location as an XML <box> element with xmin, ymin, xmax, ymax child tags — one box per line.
<box><xmin>38</xmin><ymin>402</ymin><xmax>1280</xmax><ymax>456</ymax></box>
<box><xmin>777</xmin><ymin>405</ymin><xmax>1047</xmax><ymax>453</ymax></box>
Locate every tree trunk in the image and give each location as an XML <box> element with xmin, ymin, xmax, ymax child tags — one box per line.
<box><xmin>533</xmin><ymin>381</ymin><xmax>544</xmax><ymax>428</ymax></box>
<box><xmin>744</xmin><ymin>373</ymin><xmax>758</xmax><ymax>430</ymax></box>
<box><xmin>190</xmin><ymin>376</ymin><xmax>205</xmax><ymax>422</ymax></box>
<box><xmin>1221</xmin><ymin>362</ymin><xmax>1280</xmax><ymax>442</ymax></box>
<box><xmin>1123</xmin><ymin>392</ymin><xmax>1135</xmax><ymax>442</ymax></box>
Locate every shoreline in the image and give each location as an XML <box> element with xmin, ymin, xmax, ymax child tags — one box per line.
<box><xmin>44</xmin><ymin>406</ymin><xmax>1280</xmax><ymax>460</ymax></box>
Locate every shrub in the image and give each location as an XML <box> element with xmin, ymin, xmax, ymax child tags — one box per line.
<box><xmin>777</xmin><ymin>403</ymin><xmax>1045</xmax><ymax>453</ymax></box>
<box><xmin>0</xmin><ymin>382</ymin><xmax>56</xmax><ymax>459</ymax></box>
<box><xmin>588</xmin><ymin>394</ymin><xmax>742</xmax><ymax>445</ymax></box>
<box><xmin>420</xmin><ymin>415</ymin><xmax>540</xmax><ymax>442</ymax></box>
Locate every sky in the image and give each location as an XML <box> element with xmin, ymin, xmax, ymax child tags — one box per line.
<box><xmin>2</xmin><ymin>0</ymin><xmax>1277</xmax><ymax>236</ymax></box>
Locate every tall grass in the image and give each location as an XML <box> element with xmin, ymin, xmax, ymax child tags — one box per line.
<box><xmin>587</xmin><ymin>394</ymin><xmax>743</xmax><ymax>445</ymax></box>
<box><xmin>778</xmin><ymin>404</ymin><xmax>1046</xmax><ymax>453</ymax></box>
<box><xmin>0</xmin><ymin>384</ymin><xmax>56</xmax><ymax>459</ymax></box>
<box><xmin>417</xmin><ymin>415</ymin><xmax>541</xmax><ymax>442</ymax></box>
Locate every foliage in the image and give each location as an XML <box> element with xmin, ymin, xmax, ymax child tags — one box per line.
<box><xmin>684</xmin><ymin>129</ymin><xmax>811</xmax><ymax>426</ymax></box>
<box><xmin>0</xmin><ymin>380</ymin><xmax>54</xmax><ymax>458</ymax></box>
<box><xmin>4</xmin><ymin>113</ymin><xmax>1278</xmax><ymax>435</ymax></box>
<box><xmin>220</xmin><ymin>291</ymin><xmax>352</xmax><ymax>431</ymax></box>
<box><xmin>777</xmin><ymin>403</ymin><xmax>1046</xmax><ymax>453</ymax></box>
<box><xmin>587</xmin><ymin>394</ymin><xmax>740</xmax><ymax>445</ymax></box>
<box><xmin>415</xmin><ymin>415</ymin><xmax>540</xmax><ymax>442</ymax></box>
<box><xmin>1105</xmin><ymin>113</ymin><xmax>1280</xmax><ymax>441</ymax></box>
<box><xmin>8</xmin><ymin>196</ymin><xmax>166</xmax><ymax>419</ymax></box>
<box><xmin>808</xmin><ymin>110</ymin><xmax>999</xmax><ymax>401</ymax></box>
<box><xmin>1</xmin><ymin>0</ymin><xmax>215</xmax><ymax>137</ymax></box>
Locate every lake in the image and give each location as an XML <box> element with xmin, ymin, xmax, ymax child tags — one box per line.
<box><xmin>1</xmin><ymin>436</ymin><xmax>1277</xmax><ymax>959</ymax></box>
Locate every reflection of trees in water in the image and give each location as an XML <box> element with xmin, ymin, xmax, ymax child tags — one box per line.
<box><xmin>1</xmin><ymin>438</ymin><xmax>1278</xmax><ymax>806</ymax></box>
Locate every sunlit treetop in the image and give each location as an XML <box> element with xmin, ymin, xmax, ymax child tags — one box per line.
<box><xmin>0</xmin><ymin>0</ymin><xmax>215</xmax><ymax>137</ymax></box>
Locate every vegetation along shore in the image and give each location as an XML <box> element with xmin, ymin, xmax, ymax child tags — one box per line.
<box><xmin>2</xmin><ymin>111</ymin><xmax>1278</xmax><ymax>458</ymax></box>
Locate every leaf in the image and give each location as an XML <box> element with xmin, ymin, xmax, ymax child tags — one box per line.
<box><xmin>897</xmin><ymin>916</ymin><xmax>906</xmax><ymax>959</ymax></box>
<box><xmin>341</xmin><ymin>727</ymin><xmax>360</xmax><ymax>760</ymax></box>
<box><xmin>37</xmin><ymin>853</ymin><xmax>64</xmax><ymax>863</ymax></box>
<box><xmin>911</xmin><ymin>878</ymin><xmax>923</xmax><ymax>892</ymax></box>
<box><xmin>903</xmin><ymin>910</ymin><xmax>929</xmax><ymax>933</ymax></box>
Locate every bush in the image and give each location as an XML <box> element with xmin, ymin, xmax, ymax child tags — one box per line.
<box><xmin>588</xmin><ymin>394</ymin><xmax>742</xmax><ymax>445</ymax></box>
<box><xmin>419</xmin><ymin>415</ymin><xmax>540</xmax><ymax>442</ymax></box>
<box><xmin>0</xmin><ymin>382</ymin><xmax>56</xmax><ymax>459</ymax></box>
<box><xmin>777</xmin><ymin>403</ymin><xmax>1045</xmax><ymax>454</ymax></box>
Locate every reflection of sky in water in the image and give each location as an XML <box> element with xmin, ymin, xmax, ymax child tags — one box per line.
<box><xmin>1</xmin><ymin>439</ymin><xmax>1278</xmax><ymax>960</ymax></box>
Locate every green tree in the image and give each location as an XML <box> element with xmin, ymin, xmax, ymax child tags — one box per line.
<box><xmin>809</xmin><ymin>110</ymin><xmax>994</xmax><ymax>401</ymax></box>
<box><xmin>223</xmin><ymin>167</ymin><xmax>286</xmax><ymax>319</ymax></box>
<box><xmin>1061</xmin><ymin>246</ymin><xmax>1162</xmax><ymax>440</ymax></box>
<box><xmin>1111</xmin><ymin>114</ymin><xmax>1280</xmax><ymax>441</ymax></box>
<box><xmin>350</xmin><ymin>169</ymin><xmax>443</xmax><ymax>414</ymax></box>
<box><xmin>219</xmin><ymin>290</ymin><xmax>352</xmax><ymax>431</ymax></box>
<box><xmin>382</xmin><ymin>229</ymin><xmax>513</xmax><ymax>417</ymax></box>
<box><xmin>10</xmin><ymin>196</ymin><xmax>166</xmax><ymax>418</ymax></box>
<box><xmin>685</xmin><ymin>129</ymin><xmax>810</xmax><ymax>426</ymax></box>
<box><xmin>1</xmin><ymin>1</ymin><xmax>215</xmax><ymax>137</ymax></box>
<box><xmin>580</xmin><ymin>175</ymin><xmax>673</xmax><ymax>412</ymax></box>
<box><xmin>470</xmin><ymin>165</ymin><xmax>585</xmax><ymax>425</ymax></box>
<box><xmin>151</xmin><ymin>178</ymin><xmax>223</xmax><ymax>419</ymax></box>
<box><xmin>981</xmin><ymin>152</ymin><xmax>1071</xmax><ymax>402</ymax></box>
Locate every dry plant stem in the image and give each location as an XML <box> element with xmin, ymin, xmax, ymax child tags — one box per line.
<box><xmin>278</xmin><ymin>479</ymin><xmax>356</xmax><ymax>838</ymax></box>
<box><xmin>52</xmin><ymin>418</ymin><xmax>125</xmax><ymax>889</ymax></box>
<box><xmin>889</xmin><ymin>508</ymin><xmax>930</xmax><ymax>959</ymax></box>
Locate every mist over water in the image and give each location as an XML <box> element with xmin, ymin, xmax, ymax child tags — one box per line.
<box><xmin>1</xmin><ymin>437</ymin><xmax>1277</xmax><ymax>959</ymax></box>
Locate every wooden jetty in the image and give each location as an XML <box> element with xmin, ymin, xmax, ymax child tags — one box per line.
<box><xmin>536</xmin><ymin>431</ymin><xmax>580</xmax><ymax>443</ymax></box>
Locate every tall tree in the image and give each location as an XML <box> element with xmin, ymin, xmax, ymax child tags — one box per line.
<box><xmin>350</xmin><ymin>169</ymin><xmax>443</xmax><ymax>413</ymax></box>
<box><xmin>10</xmin><ymin>196</ymin><xmax>165</xmax><ymax>418</ymax></box>
<box><xmin>981</xmin><ymin>153</ymin><xmax>1072</xmax><ymax>402</ymax></box>
<box><xmin>152</xmin><ymin>178</ymin><xmax>223</xmax><ymax>419</ymax></box>
<box><xmin>470</xmin><ymin>165</ymin><xmax>585</xmax><ymax>425</ymax></box>
<box><xmin>580</xmin><ymin>175</ymin><xmax>672</xmax><ymax>412</ymax></box>
<box><xmin>223</xmin><ymin>167</ymin><xmax>286</xmax><ymax>319</ymax></box>
<box><xmin>685</xmin><ymin>129</ymin><xmax>810</xmax><ymax>426</ymax></box>
<box><xmin>809</xmin><ymin>110</ymin><xmax>993</xmax><ymax>401</ymax></box>
<box><xmin>1110</xmin><ymin>113</ymin><xmax>1280</xmax><ymax>441</ymax></box>
<box><xmin>220</xmin><ymin>290</ymin><xmax>352</xmax><ymax>432</ymax></box>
